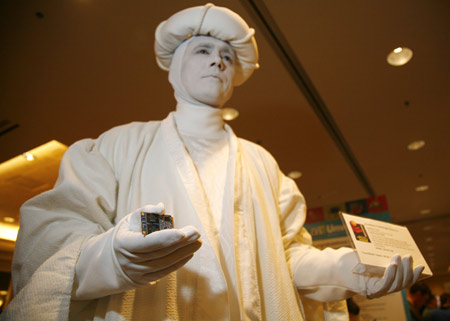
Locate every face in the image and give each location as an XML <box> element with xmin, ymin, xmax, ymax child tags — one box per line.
<box><xmin>181</xmin><ymin>36</ymin><xmax>236</xmax><ymax>107</ymax></box>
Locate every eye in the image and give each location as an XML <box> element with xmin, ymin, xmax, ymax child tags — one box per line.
<box><xmin>196</xmin><ymin>49</ymin><xmax>209</xmax><ymax>55</ymax></box>
<box><xmin>222</xmin><ymin>55</ymin><xmax>233</xmax><ymax>63</ymax></box>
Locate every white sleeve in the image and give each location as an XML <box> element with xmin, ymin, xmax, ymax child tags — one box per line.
<box><xmin>277</xmin><ymin>165</ymin><xmax>421</xmax><ymax>303</ymax></box>
<box><xmin>12</xmin><ymin>138</ymin><xmax>118</xmax><ymax>295</ymax></box>
<box><xmin>291</xmin><ymin>246</ymin><xmax>365</xmax><ymax>302</ymax></box>
<box><xmin>277</xmin><ymin>174</ymin><xmax>365</xmax><ymax>302</ymax></box>
<box><xmin>72</xmin><ymin>225</ymin><xmax>143</xmax><ymax>300</ymax></box>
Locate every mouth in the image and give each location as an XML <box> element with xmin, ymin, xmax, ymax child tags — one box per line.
<box><xmin>203</xmin><ymin>75</ymin><xmax>222</xmax><ymax>82</ymax></box>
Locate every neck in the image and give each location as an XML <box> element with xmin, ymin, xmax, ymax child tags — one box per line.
<box><xmin>174</xmin><ymin>102</ymin><xmax>225</xmax><ymax>138</ymax></box>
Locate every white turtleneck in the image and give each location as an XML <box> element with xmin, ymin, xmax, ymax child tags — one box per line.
<box><xmin>173</xmin><ymin>102</ymin><xmax>229</xmax><ymax>230</ymax></box>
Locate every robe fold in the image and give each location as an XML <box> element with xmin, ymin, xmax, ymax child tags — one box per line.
<box><xmin>4</xmin><ymin>113</ymin><xmax>346</xmax><ymax>320</ymax></box>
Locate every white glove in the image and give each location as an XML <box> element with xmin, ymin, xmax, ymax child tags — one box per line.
<box><xmin>292</xmin><ymin>247</ymin><xmax>424</xmax><ymax>302</ymax></box>
<box><xmin>113</xmin><ymin>203</ymin><xmax>202</xmax><ymax>284</ymax></box>
<box><xmin>364</xmin><ymin>254</ymin><xmax>424</xmax><ymax>299</ymax></box>
<box><xmin>73</xmin><ymin>203</ymin><xmax>202</xmax><ymax>300</ymax></box>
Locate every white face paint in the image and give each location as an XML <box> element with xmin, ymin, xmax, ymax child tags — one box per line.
<box><xmin>181</xmin><ymin>36</ymin><xmax>236</xmax><ymax>107</ymax></box>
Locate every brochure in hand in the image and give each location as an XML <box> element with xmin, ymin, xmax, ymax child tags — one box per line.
<box><xmin>339</xmin><ymin>212</ymin><xmax>432</xmax><ymax>279</ymax></box>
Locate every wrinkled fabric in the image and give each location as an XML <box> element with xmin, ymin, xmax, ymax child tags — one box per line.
<box><xmin>5</xmin><ymin>112</ymin><xmax>360</xmax><ymax>321</ymax></box>
<box><xmin>6</xmin><ymin>114</ymin><xmax>307</xmax><ymax>320</ymax></box>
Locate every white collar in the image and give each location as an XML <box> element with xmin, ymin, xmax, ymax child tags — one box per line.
<box><xmin>173</xmin><ymin>102</ymin><xmax>225</xmax><ymax>139</ymax></box>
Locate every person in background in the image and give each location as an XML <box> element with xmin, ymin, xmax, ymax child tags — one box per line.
<box><xmin>2</xmin><ymin>4</ymin><xmax>424</xmax><ymax>321</ymax></box>
<box><xmin>408</xmin><ymin>282</ymin><xmax>432</xmax><ymax>321</ymax></box>
<box><xmin>423</xmin><ymin>294</ymin><xmax>438</xmax><ymax>319</ymax></box>
<box><xmin>424</xmin><ymin>293</ymin><xmax>450</xmax><ymax>321</ymax></box>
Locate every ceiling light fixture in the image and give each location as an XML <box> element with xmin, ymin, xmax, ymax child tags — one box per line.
<box><xmin>0</xmin><ymin>222</ymin><xmax>19</xmax><ymax>241</ymax></box>
<box><xmin>3</xmin><ymin>217</ymin><xmax>15</xmax><ymax>223</ymax></box>
<box><xmin>415</xmin><ymin>185</ymin><xmax>429</xmax><ymax>192</ymax></box>
<box><xmin>0</xmin><ymin>140</ymin><xmax>67</xmax><ymax>175</ymax></box>
<box><xmin>408</xmin><ymin>140</ymin><xmax>425</xmax><ymax>151</ymax></box>
<box><xmin>387</xmin><ymin>47</ymin><xmax>413</xmax><ymax>66</ymax></box>
<box><xmin>221</xmin><ymin>108</ymin><xmax>239</xmax><ymax>121</ymax></box>
<box><xmin>287</xmin><ymin>171</ymin><xmax>302</xmax><ymax>179</ymax></box>
<box><xmin>420</xmin><ymin>209</ymin><xmax>431</xmax><ymax>215</ymax></box>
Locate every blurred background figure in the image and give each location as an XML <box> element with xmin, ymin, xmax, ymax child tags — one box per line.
<box><xmin>346</xmin><ymin>297</ymin><xmax>360</xmax><ymax>321</ymax></box>
<box><xmin>408</xmin><ymin>282</ymin><xmax>432</xmax><ymax>321</ymax></box>
<box><xmin>424</xmin><ymin>292</ymin><xmax>450</xmax><ymax>321</ymax></box>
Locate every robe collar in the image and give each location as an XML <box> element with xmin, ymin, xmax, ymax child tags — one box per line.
<box><xmin>173</xmin><ymin>102</ymin><xmax>225</xmax><ymax>139</ymax></box>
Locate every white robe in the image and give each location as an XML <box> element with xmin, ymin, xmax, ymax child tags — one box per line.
<box><xmin>4</xmin><ymin>113</ymin><xmax>348</xmax><ymax>321</ymax></box>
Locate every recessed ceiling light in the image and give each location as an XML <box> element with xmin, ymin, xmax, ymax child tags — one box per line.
<box><xmin>415</xmin><ymin>185</ymin><xmax>429</xmax><ymax>192</ymax></box>
<box><xmin>420</xmin><ymin>209</ymin><xmax>431</xmax><ymax>215</ymax></box>
<box><xmin>3</xmin><ymin>217</ymin><xmax>15</xmax><ymax>223</ymax></box>
<box><xmin>22</xmin><ymin>152</ymin><xmax>35</xmax><ymax>161</ymax></box>
<box><xmin>287</xmin><ymin>171</ymin><xmax>302</xmax><ymax>179</ymax></box>
<box><xmin>0</xmin><ymin>222</ymin><xmax>19</xmax><ymax>241</ymax></box>
<box><xmin>407</xmin><ymin>140</ymin><xmax>425</xmax><ymax>151</ymax></box>
<box><xmin>221</xmin><ymin>107</ymin><xmax>239</xmax><ymax>121</ymax></box>
<box><xmin>425</xmin><ymin>237</ymin><xmax>433</xmax><ymax>242</ymax></box>
<box><xmin>387</xmin><ymin>47</ymin><xmax>413</xmax><ymax>66</ymax></box>
<box><xmin>423</xmin><ymin>225</ymin><xmax>433</xmax><ymax>231</ymax></box>
<box><xmin>426</xmin><ymin>246</ymin><xmax>434</xmax><ymax>251</ymax></box>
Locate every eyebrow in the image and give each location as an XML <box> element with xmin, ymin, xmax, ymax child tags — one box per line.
<box><xmin>192</xmin><ymin>42</ymin><xmax>235</xmax><ymax>56</ymax></box>
<box><xmin>193</xmin><ymin>43</ymin><xmax>214</xmax><ymax>50</ymax></box>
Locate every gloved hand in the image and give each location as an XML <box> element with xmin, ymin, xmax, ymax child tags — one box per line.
<box><xmin>365</xmin><ymin>254</ymin><xmax>424</xmax><ymax>298</ymax></box>
<box><xmin>73</xmin><ymin>203</ymin><xmax>202</xmax><ymax>300</ymax></box>
<box><xmin>292</xmin><ymin>247</ymin><xmax>424</xmax><ymax>302</ymax></box>
<box><xmin>113</xmin><ymin>203</ymin><xmax>202</xmax><ymax>284</ymax></box>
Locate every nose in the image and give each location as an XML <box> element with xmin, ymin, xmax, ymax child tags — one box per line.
<box><xmin>210</xmin><ymin>54</ymin><xmax>225</xmax><ymax>71</ymax></box>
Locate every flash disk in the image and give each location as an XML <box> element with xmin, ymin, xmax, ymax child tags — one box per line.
<box><xmin>140</xmin><ymin>212</ymin><xmax>174</xmax><ymax>236</ymax></box>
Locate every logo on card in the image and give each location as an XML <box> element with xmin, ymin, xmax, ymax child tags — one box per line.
<box><xmin>350</xmin><ymin>220</ymin><xmax>371</xmax><ymax>243</ymax></box>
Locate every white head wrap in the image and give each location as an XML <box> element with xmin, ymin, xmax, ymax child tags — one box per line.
<box><xmin>168</xmin><ymin>37</ymin><xmax>202</xmax><ymax>106</ymax></box>
<box><xmin>155</xmin><ymin>3</ymin><xmax>259</xmax><ymax>86</ymax></box>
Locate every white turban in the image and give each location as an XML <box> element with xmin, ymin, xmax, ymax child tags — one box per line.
<box><xmin>155</xmin><ymin>3</ymin><xmax>259</xmax><ymax>86</ymax></box>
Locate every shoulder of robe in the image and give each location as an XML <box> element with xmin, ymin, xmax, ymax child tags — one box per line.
<box><xmin>61</xmin><ymin>121</ymin><xmax>162</xmax><ymax>177</ymax></box>
<box><xmin>237</xmin><ymin>137</ymin><xmax>284</xmax><ymax>191</ymax></box>
<box><xmin>96</xmin><ymin>121</ymin><xmax>162</xmax><ymax>148</ymax></box>
<box><xmin>75</xmin><ymin>121</ymin><xmax>161</xmax><ymax>160</ymax></box>
<box><xmin>237</xmin><ymin>137</ymin><xmax>280</xmax><ymax>168</ymax></box>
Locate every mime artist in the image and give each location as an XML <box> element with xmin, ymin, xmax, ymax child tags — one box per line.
<box><xmin>3</xmin><ymin>4</ymin><xmax>424</xmax><ymax>321</ymax></box>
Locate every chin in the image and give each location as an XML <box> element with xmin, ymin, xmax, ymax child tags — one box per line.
<box><xmin>196</xmin><ymin>94</ymin><xmax>229</xmax><ymax>107</ymax></box>
<box><xmin>190</xmin><ymin>86</ymin><xmax>233</xmax><ymax>107</ymax></box>
<box><xmin>199</xmin><ymin>99</ymin><xmax>223</xmax><ymax>108</ymax></box>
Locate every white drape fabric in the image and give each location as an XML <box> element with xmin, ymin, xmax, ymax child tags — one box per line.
<box><xmin>174</xmin><ymin>102</ymin><xmax>238</xmax><ymax>318</ymax></box>
<box><xmin>174</xmin><ymin>104</ymin><xmax>228</xmax><ymax>230</ymax></box>
<box><xmin>6</xmin><ymin>114</ymin><xmax>311</xmax><ymax>320</ymax></box>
